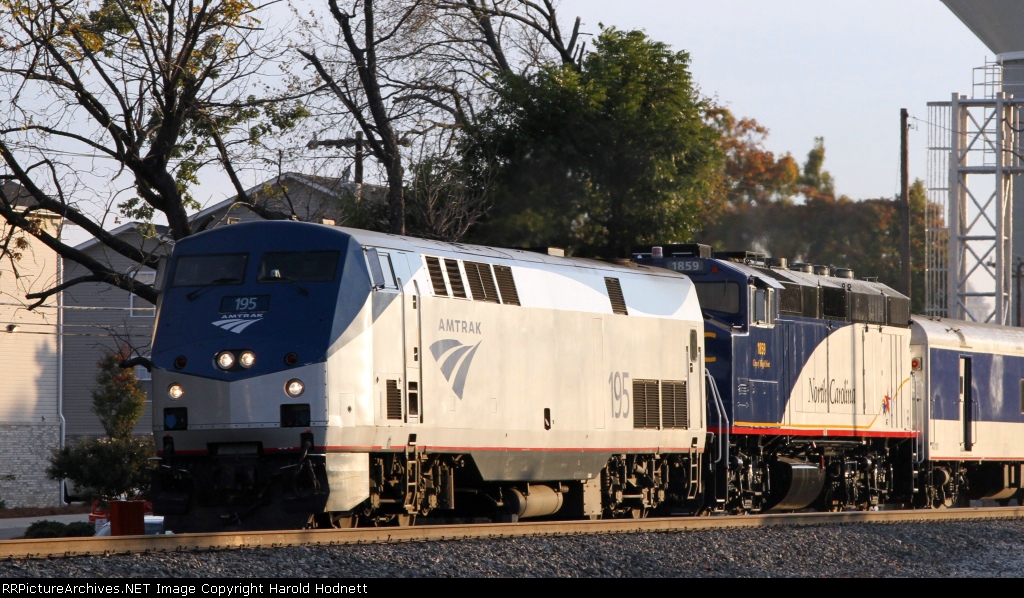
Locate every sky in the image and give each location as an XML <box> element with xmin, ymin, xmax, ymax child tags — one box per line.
<box><xmin>556</xmin><ymin>0</ymin><xmax>994</xmax><ymax>201</ymax></box>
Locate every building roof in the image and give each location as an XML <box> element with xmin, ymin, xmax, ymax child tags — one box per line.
<box><xmin>73</xmin><ymin>172</ymin><xmax>376</xmax><ymax>251</ymax></box>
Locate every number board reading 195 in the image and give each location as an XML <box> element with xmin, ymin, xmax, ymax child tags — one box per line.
<box><xmin>220</xmin><ymin>295</ymin><xmax>270</xmax><ymax>314</ymax></box>
<box><xmin>665</xmin><ymin>259</ymin><xmax>705</xmax><ymax>274</ymax></box>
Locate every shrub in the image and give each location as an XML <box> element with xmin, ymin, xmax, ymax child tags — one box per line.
<box><xmin>65</xmin><ymin>521</ymin><xmax>98</xmax><ymax>537</ymax></box>
<box><xmin>23</xmin><ymin>520</ymin><xmax>97</xmax><ymax>539</ymax></box>
<box><xmin>46</xmin><ymin>346</ymin><xmax>154</xmax><ymax>507</ymax></box>
<box><xmin>24</xmin><ymin>520</ymin><xmax>70</xmax><ymax>538</ymax></box>
<box><xmin>47</xmin><ymin>436</ymin><xmax>154</xmax><ymax>505</ymax></box>
<box><xmin>91</xmin><ymin>348</ymin><xmax>147</xmax><ymax>440</ymax></box>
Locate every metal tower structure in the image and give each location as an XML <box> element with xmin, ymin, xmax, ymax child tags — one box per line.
<box><xmin>927</xmin><ymin>93</ymin><xmax>1021</xmax><ymax>324</ymax></box>
<box><xmin>928</xmin><ymin>1</ymin><xmax>1024</xmax><ymax>324</ymax></box>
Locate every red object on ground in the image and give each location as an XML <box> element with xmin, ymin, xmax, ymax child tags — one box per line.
<box><xmin>109</xmin><ymin>500</ymin><xmax>146</xmax><ymax>536</ymax></box>
<box><xmin>88</xmin><ymin>496</ymin><xmax>153</xmax><ymax>524</ymax></box>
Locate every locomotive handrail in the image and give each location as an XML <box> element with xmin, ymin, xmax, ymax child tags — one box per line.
<box><xmin>705</xmin><ymin>368</ymin><xmax>728</xmax><ymax>464</ymax></box>
<box><xmin>911</xmin><ymin>371</ymin><xmax>924</xmax><ymax>465</ymax></box>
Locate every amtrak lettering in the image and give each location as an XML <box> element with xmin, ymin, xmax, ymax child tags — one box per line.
<box><xmin>438</xmin><ymin>319</ymin><xmax>481</xmax><ymax>334</ymax></box>
<box><xmin>807</xmin><ymin>378</ymin><xmax>856</xmax><ymax>405</ymax></box>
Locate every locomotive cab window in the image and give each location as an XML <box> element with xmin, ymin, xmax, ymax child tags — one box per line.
<box><xmin>366</xmin><ymin>248</ymin><xmax>398</xmax><ymax>290</ymax></box>
<box><xmin>694</xmin><ymin>281</ymin><xmax>740</xmax><ymax>314</ymax></box>
<box><xmin>750</xmin><ymin>286</ymin><xmax>775</xmax><ymax>327</ymax></box>
<box><xmin>694</xmin><ymin>281</ymin><xmax>741</xmax><ymax>325</ymax></box>
<box><xmin>172</xmin><ymin>254</ymin><xmax>247</xmax><ymax>286</ymax></box>
<box><xmin>258</xmin><ymin>251</ymin><xmax>340</xmax><ymax>282</ymax></box>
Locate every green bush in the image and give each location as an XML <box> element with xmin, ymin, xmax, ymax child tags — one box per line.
<box><xmin>65</xmin><ymin>521</ymin><xmax>98</xmax><ymax>537</ymax></box>
<box><xmin>25</xmin><ymin>520</ymin><xmax>67</xmax><ymax>538</ymax></box>
<box><xmin>23</xmin><ymin>519</ymin><xmax>97</xmax><ymax>538</ymax></box>
<box><xmin>47</xmin><ymin>436</ymin><xmax>154</xmax><ymax>505</ymax></box>
<box><xmin>46</xmin><ymin>346</ymin><xmax>154</xmax><ymax>506</ymax></box>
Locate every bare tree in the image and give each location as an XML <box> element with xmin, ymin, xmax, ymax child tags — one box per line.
<box><xmin>0</xmin><ymin>0</ymin><xmax>307</xmax><ymax>305</ymax></box>
<box><xmin>406</xmin><ymin>153</ymin><xmax>492</xmax><ymax>241</ymax></box>
<box><xmin>293</xmin><ymin>0</ymin><xmax>584</xmax><ymax>237</ymax></box>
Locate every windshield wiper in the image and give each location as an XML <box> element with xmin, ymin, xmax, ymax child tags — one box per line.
<box><xmin>186</xmin><ymin>277</ymin><xmax>241</xmax><ymax>301</ymax></box>
<box><xmin>266</xmin><ymin>276</ymin><xmax>310</xmax><ymax>296</ymax></box>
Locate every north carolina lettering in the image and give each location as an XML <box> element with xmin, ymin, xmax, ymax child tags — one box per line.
<box><xmin>438</xmin><ymin>319</ymin><xmax>481</xmax><ymax>334</ymax></box>
<box><xmin>807</xmin><ymin>378</ymin><xmax>855</xmax><ymax>405</ymax></box>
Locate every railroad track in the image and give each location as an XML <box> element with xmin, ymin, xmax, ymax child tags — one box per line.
<box><xmin>4</xmin><ymin>506</ymin><xmax>1024</xmax><ymax>560</ymax></box>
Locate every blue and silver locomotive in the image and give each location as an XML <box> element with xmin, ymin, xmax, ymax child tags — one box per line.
<box><xmin>149</xmin><ymin>221</ymin><xmax>707</xmax><ymax>531</ymax></box>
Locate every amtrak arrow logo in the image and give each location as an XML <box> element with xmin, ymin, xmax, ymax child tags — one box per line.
<box><xmin>212</xmin><ymin>318</ymin><xmax>262</xmax><ymax>333</ymax></box>
<box><xmin>429</xmin><ymin>339</ymin><xmax>481</xmax><ymax>400</ymax></box>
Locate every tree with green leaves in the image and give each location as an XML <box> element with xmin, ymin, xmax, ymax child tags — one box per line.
<box><xmin>46</xmin><ymin>346</ymin><xmax>153</xmax><ymax>505</ymax></box>
<box><xmin>798</xmin><ymin>136</ymin><xmax>836</xmax><ymax>201</ymax></box>
<box><xmin>466</xmin><ymin>26</ymin><xmax>723</xmax><ymax>258</ymax></box>
<box><xmin>91</xmin><ymin>348</ymin><xmax>148</xmax><ymax>440</ymax></box>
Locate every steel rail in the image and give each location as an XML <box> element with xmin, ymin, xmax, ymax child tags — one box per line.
<box><xmin>3</xmin><ymin>506</ymin><xmax>1024</xmax><ymax>560</ymax></box>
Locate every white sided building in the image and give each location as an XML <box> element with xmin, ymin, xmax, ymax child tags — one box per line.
<box><xmin>0</xmin><ymin>185</ymin><xmax>62</xmax><ymax>508</ymax></box>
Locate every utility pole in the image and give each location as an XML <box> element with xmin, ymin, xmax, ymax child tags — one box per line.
<box><xmin>354</xmin><ymin>131</ymin><xmax>363</xmax><ymax>185</ymax></box>
<box><xmin>307</xmin><ymin>131</ymin><xmax>364</xmax><ymax>185</ymax></box>
<box><xmin>900</xmin><ymin>108</ymin><xmax>911</xmax><ymax>301</ymax></box>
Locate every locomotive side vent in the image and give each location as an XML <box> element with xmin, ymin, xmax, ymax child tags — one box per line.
<box><xmin>465</xmin><ymin>261</ymin><xmax>500</xmax><ymax>303</ymax></box>
<box><xmin>445</xmin><ymin>259</ymin><xmax>468</xmax><ymax>299</ymax></box>
<box><xmin>386</xmin><ymin>379</ymin><xmax>402</xmax><ymax>420</ymax></box>
<box><xmin>493</xmin><ymin>265</ymin><xmax>520</xmax><ymax>305</ymax></box>
<box><xmin>425</xmin><ymin>256</ymin><xmax>448</xmax><ymax>296</ymax></box>
<box><xmin>851</xmin><ymin>292</ymin><xmax>886</xmax><ymax>325</ymax></box>
<box><xmin>779</xmin><ymin>282</ymin><xmax>803</xmax><ymax>315</ymax></box>
<box><xmin>802</xmin><ymin>286</ymin><xmax>822</xmax><ymax>318</ymax></box>
<box><xmin>605</xmin><ymin>277</ymin><xmax>628</xmax><ymax>315</ymax></box>
<box><xmin>887</xmin><ymin>296</ymin><xmax>911</xmax><ymax>327</ymax></box>
<box><xmin>822</xmin><ymin>287</ymin><xmax>848</xmax><ymax>320</ymax></box>
<box><xmin>632</xmin><ymin>379</ymin><xmax>660</xmax><ymax>429</ymax></box>
<box><xmin>661</xmin><ymin>380</ymin><xmax>689</xmax><ymax>429</ymax></box>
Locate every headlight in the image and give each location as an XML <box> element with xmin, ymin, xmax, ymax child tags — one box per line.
<box><xmin>285</xmin><ymin>379</ymin><xmax>305</xmax><ymax>397</ymax></box>
<box><xmin>239</xmin><ymin>351</ymin><xmax>255</xmax><ymax>368</ymax></box>
<box><xmin>168</xmin><ymin>384</ymin><xmax>184</xmax><ymax>400</ymax></box>
<box><xmin>216</xmin><ymin>351</ymin><xmax>235</xmax><ymax>370</ymax></box>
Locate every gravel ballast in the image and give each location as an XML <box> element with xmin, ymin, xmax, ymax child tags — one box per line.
<box><xmin>2</xmin><ymin>519</ymin><xmax>1023</xmax><ymax>578</ymax></box>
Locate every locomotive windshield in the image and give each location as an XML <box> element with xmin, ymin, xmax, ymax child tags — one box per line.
<box><xmin>172</xmin><ymin>254</ymin><xmax>247</xmax><ymax>286</ymax></box>
<box><xmin>258</xmin><ymin>251</ymin><xmax>340</xmax><ymax>282</ymax></box>
<box><xmin>694</xmin><ymin>281</ymin><xmax>741</xmax><ymax>315</ymax></box>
